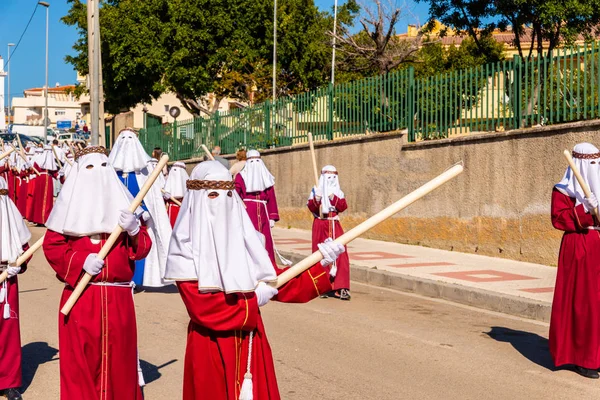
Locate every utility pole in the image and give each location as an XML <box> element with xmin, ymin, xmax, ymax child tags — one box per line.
<box><xmin>272</xmin><ymin>0</ymin><xmax>277</xmax><ymax>103</ymax></box>
<box><xmin>38</xmin><ymin>2</ymin><xmax>50</xmax><ymax>143</ymax></box>
<box><xmin>331</xmin><ymin>0</ymin><xmax>338</xmax><ymax>85</ymax></box>
<box><xmin>88</xmin><ymin>0</ymin><xmax>100</xmax><ymax>145</ymax></box>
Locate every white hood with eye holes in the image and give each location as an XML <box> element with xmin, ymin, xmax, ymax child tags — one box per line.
<box><xmin>46</xmin><ymin>150</ymin><xmax>138</xmax><ymax>236</ymax></box>
<box><xmin>309</xmin><ymin>165</ymin><xmax>345</xmax><ymax>215</ymax></box>
<box><xmin>165</xmin><ymin>161</ymin><xmax>277</xmax><ymax>293</ymax></box>
<box><xmin>556</xmin><ymin>142</ymin><xmax>600</xmax><ymax>210</ymax></box>
<box><xmin>239</xmin><ymin>150</ymin><xmax>275</xmax><ymax>192</ymax></box>
<box><xmin>108</xmin><ymin>129</ymin><xmax>151</xmax><ymax>173</ymax></box>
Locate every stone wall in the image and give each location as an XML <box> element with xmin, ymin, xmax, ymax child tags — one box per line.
<box><xmin>184</xmin><ymin>120</ymin><xmax>600</xmax><ymax>266</ymax></box>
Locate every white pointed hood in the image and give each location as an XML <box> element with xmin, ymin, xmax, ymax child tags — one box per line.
<box><xmin>239</xmin><ymin>150</ymin><xmax>275</xmax><ymax>192</ymax></box>
<box><xmin>0</xmin><ymin>177</ymin><xmax>31</xmax><ymax>263</ymax></box>
<box><xmin>164</xmin><ymin>162</ymin><xmax>189</xmax><ymax>199</ymax></box>
<box><xmin>108</xmin><ymin>129</ymin><xmax>151</xmax><ymax>173</ymax></box>
<box><xmin>556</xmin><ymin>143</ymin><xmax>600</xmax><ymax>210</ymax></box>
<box><xmin>46</xmin><ymin>147</ymin><xmax>136</xmax><ymax>236</ymax></box>
<box><xmin>165</xmin><ymin>161</ymin><xmax>277</xmax><ymax>293</ymax></box>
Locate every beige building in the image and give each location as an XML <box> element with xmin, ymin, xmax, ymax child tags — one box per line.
<box><xmin>11</xmin><ymin>84</ymin><xmax>88</xmax><ymax>129</ymax></box>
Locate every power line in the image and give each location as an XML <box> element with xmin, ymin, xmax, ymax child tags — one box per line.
<box><xmin>5</xmin><ymin>1</ymin><xmax>41</xmax><ymax>68</ymax></box>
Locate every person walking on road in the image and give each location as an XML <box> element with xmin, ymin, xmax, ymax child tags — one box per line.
<box><xmin>550</xmin><ymin>142</ymin><xmax>600</xmax><ymax>379</ymax></box>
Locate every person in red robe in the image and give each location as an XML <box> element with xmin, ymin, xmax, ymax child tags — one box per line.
<box><xmin>31</xmin><ymin>146</ymin><xmax>58</xmax><ymax>226</ymax></box>
<box><xmin>235</xmin><ymin>150</ymin><xmax>281</xmax><ymax>265</ymax></box>
<box><xmin>165</xmin><ymin>161</ymin><xmax>345</xmax><ymax>400</ymax></box>
<box><xmin>307</xmin><ymin>165</ymin><xmax>351</xmax><ymax>300</ymax></box>
<box><xmin>162</xmin><ymin>161</ymin><xmax>189</xmax><ymax>227</ymax></box>
<box><xmin>0</xmin><ymin>177</ymin><xmax>33</xmax><ymax>400</ymax></box>
<box><xmin>550</xmin><ymin>142</ymin><xmax>600</xmax><ymax>379</ymax></box>
<box><xmin>42</xmin><ymin>147</ymin><xmax>152</xmax><ymax>399</ymax></box>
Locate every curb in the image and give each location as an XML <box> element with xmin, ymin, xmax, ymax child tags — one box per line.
<box><xmin>279</xmin><ymin>250</ymin><xmax>552</xmax><ymax>323</ymax></box>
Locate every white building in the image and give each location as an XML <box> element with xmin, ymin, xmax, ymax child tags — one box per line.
<box><xmin>11</xmin><ymin>84</ymin><xmax>85</xmax><ymax>129</ymax></box>
<box><xmin>0</xmin><ymin>57</ymin><xmax>6</xmax><ymax>131</ymax></box>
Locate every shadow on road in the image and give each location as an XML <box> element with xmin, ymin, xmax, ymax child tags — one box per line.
<box><xmin>140</xmin><ymin>359</ymin><xmax>178</xmax><ymax>385</ymax></box>
<box><xmin>485</xmin><ymin>326</ymin><xmax>555</xmax><ymax>371</ymax></box>
<box><xmin>138</xmin><ymin>285</ymin><xmax>179</xmax><ymax>295</ymax></box>
<box><xmin>21</xmin><ymin>342</ymin><xmax>59</xmax><ymax>393</ymax></box>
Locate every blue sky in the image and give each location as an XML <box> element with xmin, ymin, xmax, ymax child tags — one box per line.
<box><xmin>0</xmin><ymin>0</ymin><xmax>429</xmax><ymax>97</ymax></box>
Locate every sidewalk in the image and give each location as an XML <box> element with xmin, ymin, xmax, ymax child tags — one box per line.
<box><xmin>272</xmin><ymin>227</ymin><xmax>555</xmax><ymax>322</ymax></box>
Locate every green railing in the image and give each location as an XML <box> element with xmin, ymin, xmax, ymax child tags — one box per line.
<box><xmin>139</xmin><ymin>43</ymin><xmax>600</xmax><ymax>160</ymax></box>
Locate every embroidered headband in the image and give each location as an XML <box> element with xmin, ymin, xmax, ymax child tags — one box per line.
<box><xmin>75</xmin><ymin>146</ymin><xmax>108</xmax><ymax>161</ymax></box>
<box><xmin>186</xmin><ymin>180</ymin><xmax>236</xmax><ymax>191</ymax></box>
<box><xmin>572</xmin><ymin>151</ymin><xmax>600</xmax><ymax>159</ymax></box>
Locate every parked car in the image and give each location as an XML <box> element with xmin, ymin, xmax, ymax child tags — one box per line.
<box><xmin>8</xmin><ymin>124</ymin><xmax>54</xmax><ymax>140</ymax></box>
<box><xmin>57</xmin><ymin>132</ymin><xmax>74</xmax><ymax>143</ymax></box>
<box><xmin>0</xmin><ymin>133</ymin><xmax>44</xmax><ymax>147</ymax></box>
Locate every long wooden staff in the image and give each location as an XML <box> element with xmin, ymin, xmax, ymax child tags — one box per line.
<box><xmin>60</xmin><ymin>154</ymin><xmax>170</xmax><ymax>315</ymax></box>
<box><xmin>10</xmin><ymin>144</ymin><xmax>41</xmax><ymax>176</ymax></box>
<box><xmin>0</xmin><ymin>236</ymin><xmax>45</xmax><ymax>284</ymax></box>
<box><xmin>273</xmin><ymin>163</ymin><xmax>464</xmax><ymax>288</ymax></box>
<box><xmin>0</xmin><ymin>148</ymin><xmax>16</xmax><ymax>162</ymax></box>
<box><xmin>67</xmin><ymin>141</ymin><xmax>77</xmax><ymax>157</ymax></box>
<box><xmin>564</xmin><ymin>149</ymin><xmax>599</xmax><ymax>216</ymax></box>
<box><xmin>161</xmin><ymin>188</ymin><xmax>182</xmax><ymax>206</ymax></box>
<box><xmin>307</xmin><ymin>132</ymin><xmax>323</xmax><ymax>218</ymax></box>
<box><xmin>51</xmin><ymin>146</ymin><xmax>64</xmax><ymax>169</ymax></box>
<box><xmin>201</xmin><ymin>144</ymin><xmax>215</xmax><ymax>161</ymax></box>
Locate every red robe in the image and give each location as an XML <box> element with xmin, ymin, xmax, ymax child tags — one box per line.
<box><xmin>17</xmin><ymin>171</ymin><xmax>30</xmax><ymax>217</ymax></box>
<box><xmin>31</xmin><ymin>163</ymin><xmax>57</xmax><ymax>225</ymax></box>
<box><xmin>178</xmin><ymin>264</ymin><xmax>332</xmax><ymax>400</ymax></box>
<box><xmin>235</xmin><ymin>175</ymin><xmax>280</xmax><ymax>264</ymax></box>
<box><xmin>25</xmin><ymin>174</ymin><xmax>37</xmax><ymax>222</ymax></box>
<box><xmin>0</xmin><ymin>244</ymin><xmax>30</xmax><ymax>391</ymax></box>
<box><xmin>43</xmin><ymin>228</ymin><xmax>152</xmax><ymax>400</ymax></box>
<box><xmin>550</xmin><ymin>189</ymin><xmax>600</xmax><ymax>369</ymax></box>
<box><xmin>307</xmin><ymin>195</ymin><xmax>351</xmax><ymax>290</ymax></box>
<box><xmin>166</xmin><ymin>199</ymin><xmax>182</xmax><ymax>228</ymax></box>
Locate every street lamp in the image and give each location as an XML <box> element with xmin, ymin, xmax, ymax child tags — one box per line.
<box><xmin>38</xmin><ymin>1</ymin><xmax>49</xmax><ymax>143</ymax></box>
<box><xmin>7</xmin><ymin>43</ymin><xmax>14</xmax><ymax>126</ymax></box>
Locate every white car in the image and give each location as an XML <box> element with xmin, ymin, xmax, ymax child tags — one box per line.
<box><xmin>57</xmin><ymin>133</ymin><xmax>74</xmax><ymax>143</ymax></box>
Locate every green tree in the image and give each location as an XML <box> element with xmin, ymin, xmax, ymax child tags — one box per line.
<box><xmin>62</xmin><ymin>0</ymin><xmax>333</xmax><ymax>116</ymax></box>
<box><xmin>416</xmin><ymin>0</ymin><xmax>600</xmax><ymax>60</ymax></box>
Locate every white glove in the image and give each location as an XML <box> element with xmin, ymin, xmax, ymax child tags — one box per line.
<box><xmin>255</xmin><ymin>281</ymin><xmax>278</xmax><ymax>307</ymax></box>
<box><xmin>313</xmin><ymin>186</ymin><xmax>322</xmax><ymax>200</ymax></box>
<box><xmin>6</xmin><ymin>266</ymin><xmax>21</xmax><ymax>278</ymax></box>
<box><xmin>163</xmin><ymin>191</ymin><xmax>172</xmax><ymax>200</ymax></box>
<box><xmin>269</xmin><ymin>219</ymin><xmax>275</xmax><ymax>229</ymax></box>
<box><xmin>583</xmin><ymin>193</ymin><xmax>599</xmax><ymax>213</ymax></box>
<box><xmin>318</xmin><ymin>238</ymin><xmax>345</xmax><ymax>267</ymax></box>
<box><xmin>83</xmin><ymin>254</ymin><xmax>104</xmax><ymax>276</ymax></box>
<box><xmin>118</xmin><ymin>210</ymin><xmax>140</xmax><ymax>236</ymax></box>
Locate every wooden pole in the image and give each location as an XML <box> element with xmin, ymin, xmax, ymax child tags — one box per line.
<box><xmin>67</xmin><ymin>142</ymin><xmax>77</xmax><ymax>158</ymax></box>
<box><xmin>563</xmin><ymin>149</ymin><xmax>599</xmax><ymax>216</ymax></box>
<box><xmin>0</xmin><ymin>148</ymin><xmax>16</xmax><ymax>163</ymax></box>
<box><xmin>201</xmin><ymin>144</ymin><xmax>215</xmax><ymax>161</ymax></box>
<box><xmin>10</xmin><ymin>144</ymin><xmax>40</xmax><ymax>176</ymax></box>
<box><xmin>51</xmin><ymin>145</ymin><xmax>64</xmax><ymax>168</ymax></box>
<box><xmin>0</xmin><ymin>236</ymin><xmax>45</xmax><ymax>284</ymax></box>
<box><xmin>307</xmin><ymin>132</ymin><xmax>323</xmax><ymax>218</ymax></box>
<box><xmin>60</xmin><ymin>155</ymin><xmax>170</xmax><ymax>315</ymax></box>
<box><xmin>161</xmin><ymin>188</ymin><xmax>182</xmax><ymax>206</ymax></box>
<box><xmin>274</xmin><ymin>163</ymin><xmax>464</xmax><ymax>288</ymax></box>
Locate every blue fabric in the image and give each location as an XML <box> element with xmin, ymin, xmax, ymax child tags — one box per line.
<box><xmin>117</xmin><ymin>171</ymin><xmax>147</xmax><ymax>286</ymax></box>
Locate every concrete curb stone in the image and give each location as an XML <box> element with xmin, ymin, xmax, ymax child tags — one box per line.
<box><xmin>280</xmin><ymin>250</ymin><xmax>552</xmax><ymax>323</ymax></box>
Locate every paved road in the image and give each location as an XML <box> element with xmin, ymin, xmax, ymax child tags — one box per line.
<box><xmin>18</xmin><ymin>228</ymin><xmax>600</xmax><ymax>399</ymax></box>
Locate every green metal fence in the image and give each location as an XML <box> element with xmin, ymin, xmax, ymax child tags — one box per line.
<box><xmin>139</xmin><ymin>44</ymin><xmax>600</xmax><ymax>161</ymax></box>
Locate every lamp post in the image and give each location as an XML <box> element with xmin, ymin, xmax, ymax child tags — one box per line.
<box><xmin>38</xmin><ymin>1</ymin><xmax>50</xmax><ymax>143</ymax></box>
<box><xmin>7</xmin><ymin>43</ymin><xmax>14</xmax><ymax>126</ymax></box>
